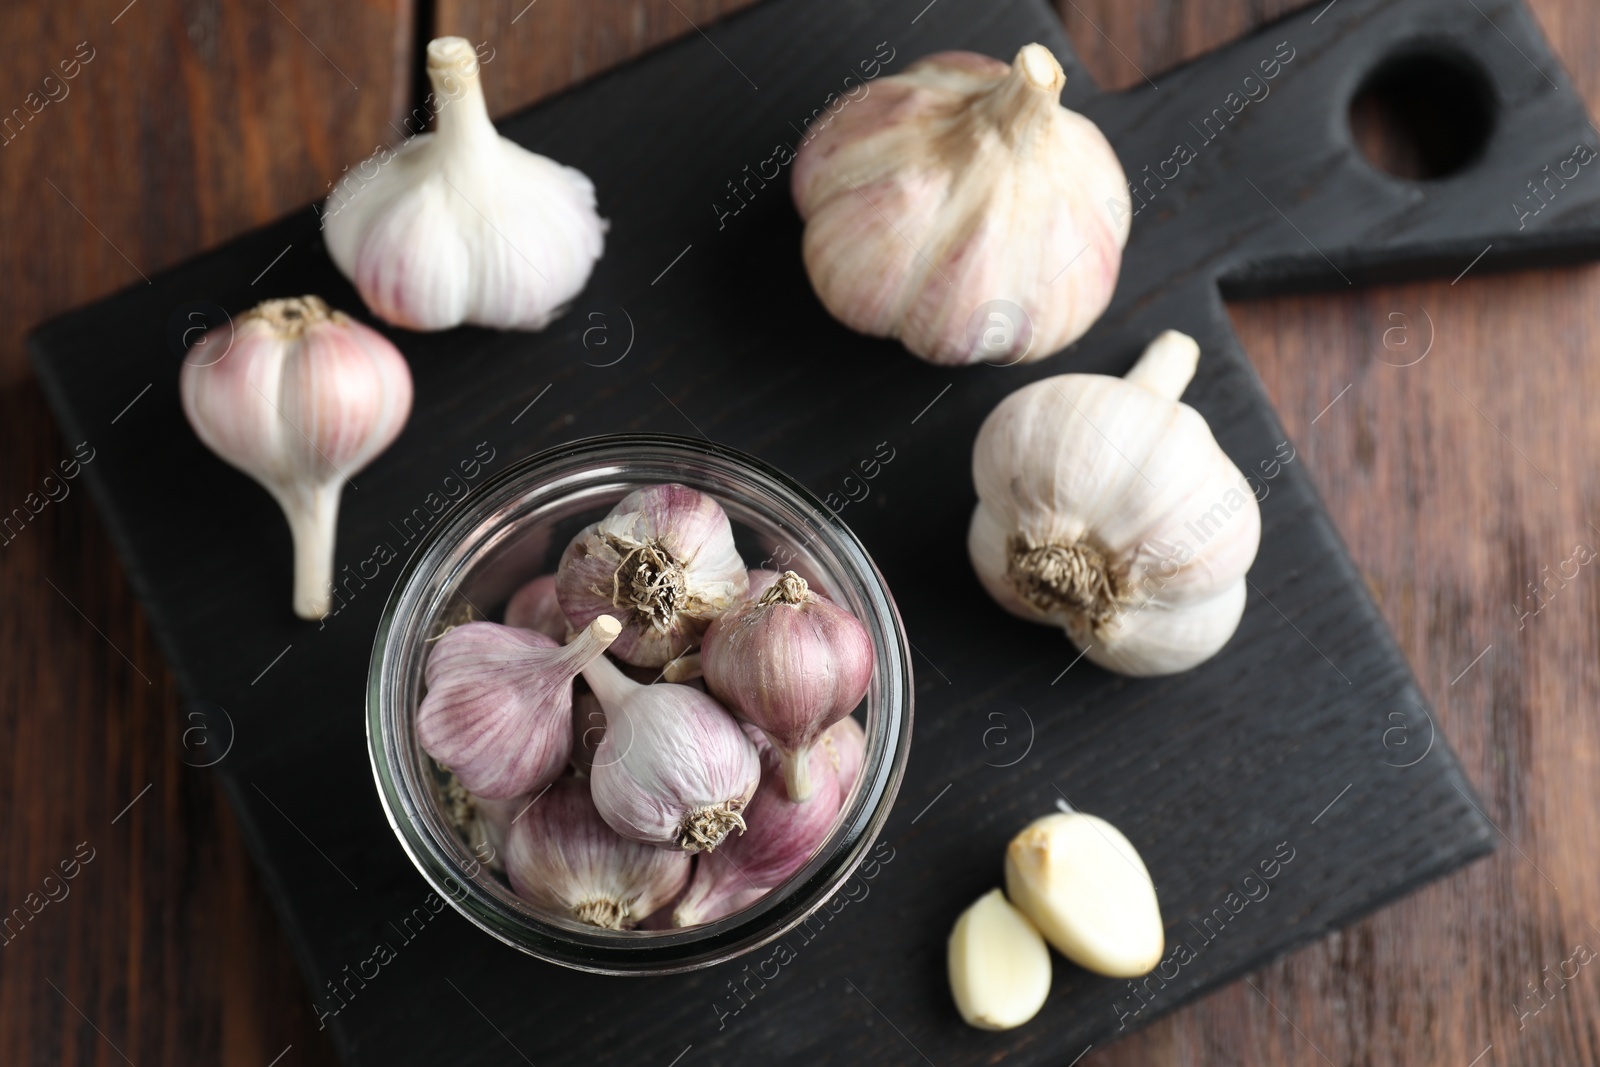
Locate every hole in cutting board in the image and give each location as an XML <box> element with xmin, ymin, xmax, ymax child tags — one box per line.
<box><xmin>1348</xmin><ymin>51</ymin><xmax>1495</xmax><ymax>180</ymax></box>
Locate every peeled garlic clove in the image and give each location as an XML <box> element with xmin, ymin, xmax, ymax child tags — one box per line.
<box><xmin>1004</xmin><ymin>812</ymin><xmax>1164</xmax><ymax>978</ymax></box>
<box><xmin>969</xmin><ymin>330</ymin><xmax>1260</xmax><ymax>676</ymax></box>
<box><xmin>505</xmin><ymin>778</ymin><xmax>689</xmax><ymax>929</ymax></box>
<box><xmin>556</xmin><ymin>484</ymin><xmax>748</xmax><ymax>667</ymax></box>
<box><xmin>823</xmin><ymin>715</ymin><xmax>866</xmax><ymax>794</ymax></box>
<box><xmin>504</xmin><ymin>573</ymin><xmax>570</xmax><ymax>640</ymax></box>
<box><xmin>180</xmin><ymin>295</ymin><xmax>413</xmax><ymax>619</ymax></box>
<box><xmin>671</xmin><ymin>742</ymin><xmax>842</xmax><ymax>926</ymax></box>
<box><xmin>324</xmin><ymin>37</ymin><xmax>606</xmax><ymax>331</ymax></box>
<box><xmin>792</xmin><ymin>44</ymin><xmax>1129</xmax><ymax>366</ymax></box>
<box><xmin>702</xmin><ymin>571</ymin><xmax>873</xmax><ymax>801</ymax></box>
<box><xmin>582</xmin><ymin>650</ymin><xmax>760</xmax><ymax>851</ymax></box>
<box><xmin>948</xmin><ymin>889</ymin><xmax>1052</xmax><ymax>1031</ymax></box>
<box><xmin>417</xmin><ymin>616</ymin><xmax>620</xmax><ymax>798</ymax></box>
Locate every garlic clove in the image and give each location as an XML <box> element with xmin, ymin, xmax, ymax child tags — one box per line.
<box><xmin>505</xmin><ymin>778</ymin><xmax>690</xmax><ymax>929</ymax></box>
<box><xmin>822</xmin><ymin>714</ymin><xmax>866</xmax><ymax>795</ymax></box>
<box><xmin>661</xmin><ymin>652</ymin><xmax>702</xmax><ymax>683</ymax></box>
<box><xmin>417</xmin><ymin>615</ymin><xmax>620</xmax><ymax>798</ymax></box>
<box><xmin>324</xmin><ymin>37</ymin><xmax>606</xmax><ymax>332</ymax></box>
<box><xmin>469</xmin><ymin>791</ymin><xmax>526</xmax><ymax>871</ymax></box>
<box><xmin>180</xmin><ymin>296</ymin><xmax>413</xmax><ymax>619</ymax></box>
<box><xmin>504</xmin><ymin>573</ymin><xmax>570</xmax><ymax>640</ymax></box>
<box><xmin>1004</xmin><ymin>812</ymin><xmax>1164</xmax><ymax>978</ymax></box>
<box><xmin>969</xmin><ymin>329</ymin><xmax>1260</xmax><ymax>676</ymax></box>
<box><xmin>671</xmin><ymin>742</ymin><xmax>842</xmax><ymax>926</ymax></box>
<box><xmin>948</xmin><ymin>888</ymin><xmax>1053</xmax><ymax>1031</ymax></box>
<box><xmin>582</xmin><ymin>650</ymin><xmax>760</xmax><ymax>851</ymax></box>
<box><xmin>569</xmin><ymin>688</ymin><xmax>605</xmax><ymax>776</ymax></box>
<box><xmin>792</xmin><ymin>44</ymin><xmax>1128</xmax><ymax>366</ymax></box>
<box><xmin>701</xmin><ymin>570</ymin><xmax>873</xmax><ymax>801</ymax></box>
<box><xmin>556</xmin><ymin>484</ymin><xmax>748</xmax><ymax>667</ymax></box>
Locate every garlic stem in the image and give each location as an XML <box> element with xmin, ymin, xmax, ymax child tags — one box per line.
<box><xmin>778</xmin><ymin>748</ymin><xmax>813</xmax><ymax>803</ymax></box>
<box><xmin>580</xmin><ymin>645</ymin><xmax>635</xmax><ymax>706</ymax></box>
<box><xmin>557</xmin><ymin>615</ymin><xmax>624</xmax><ymax>672</ymax></box>
<box><xmin>985</xmin><ymin>43</ymin><xmax>1068</xmax><ymax>143</ymax></box>
<box><xmin>1124</xmin><ymin>330</ymin><xmax>1200</xmax><ymax>400</ymax></box>
<box><xmin>427</xmin><ymin>38</ymin><xmax>497</xmax><ymax>165</ymax></box>
<box><xmin>286</xmin><ymin>482</ymin><xmax>342</xmax><ymax>620</ymax></box>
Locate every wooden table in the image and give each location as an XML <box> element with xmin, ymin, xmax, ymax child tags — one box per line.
<box><xmin>2</xmin><ymin>1</ymin><xmax>1595</xmax><ymax>1063</ymax></box>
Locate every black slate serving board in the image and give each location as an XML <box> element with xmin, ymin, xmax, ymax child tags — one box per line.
<box><xmin>29</xmin><ymin>0</ymin><xmax>1600</xmax><ymax>1062</ymax></box>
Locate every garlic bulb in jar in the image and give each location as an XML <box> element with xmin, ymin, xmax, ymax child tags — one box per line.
<box><xmin>968</xmin><ymin>331</ymin><xmax>1260</xmax><ymax>675</ymax></box>
<box><xmin>791</xmin><ymin>43</ymin><xmax>1128</xmax><ymax>366</ymax></box>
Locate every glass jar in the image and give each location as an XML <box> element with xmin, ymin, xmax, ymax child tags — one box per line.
<box><xmin>366</xmin><ymin>434</ymin><xmax>913</xmax><ymax>974</ymax></box>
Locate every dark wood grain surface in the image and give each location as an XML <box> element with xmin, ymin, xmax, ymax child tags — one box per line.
<box><xmin>1</xmin><ymin>3</ymin><xmax>1597</xmax><ymax>1067</ymax></box>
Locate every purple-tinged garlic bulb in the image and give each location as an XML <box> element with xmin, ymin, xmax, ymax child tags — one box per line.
<box><xmin>417</xmin><ymin>615</ymin><xmax>620</xmax><ymax>798</ymax></box>
<box><xmin>673</xmin><ymin>742</ymin><xmax>842</xmax><ymax>926</ymax></box>
<box><xmin>702</xmin><ymin>571</ymin><xmax>874</xmax><ymax>801</ymax></box>
<box><xmin>582</xmin><ymin>650</ymin><xmax>759</xmax><ymax>852</ymax></box>
<box><xmin>792</xmin><ymin>44</ymin><xmax>1129</xmax><ymax>366</ymax></box>
<box><xmin>180</xmin><ymin>295</ymin><xmax>412</xmax><ymax>619</ymax></box>
<box><xmin>824</xmin><ymin>715</ymin><xmax>866</xmax><ymax>795</ymax></box>
<box><xmin>504</xmin><ymin>573</ymin><xmax>569</xmax><ymax>640</ymax></box>
<box><xmin>505</xmin><ymin>778</ymin><xmax>689</xmax><ymax>930</ymax></box>
<box><xmin>556</xmin><ymin>484</ymin><xmax>748</xmax><ymax>667</ymax></box>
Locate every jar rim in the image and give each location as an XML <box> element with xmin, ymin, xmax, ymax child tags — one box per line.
<box><xmin>366</xmin><ymin>433</ymin><xmax>914</xmax><ymax>974</ymax></box>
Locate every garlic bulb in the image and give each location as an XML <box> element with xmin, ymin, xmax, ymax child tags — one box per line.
<box><xmin>505</xmin><ymin>778</ymin><xmax>689</xmax><ymax>929</ymax></box>
<box><xmin>702</xmin><ymin>571</ymin><xmax>873</xmax><ymax>801</ymax></box>
<box><xmin>323</xmin><ymin>37</ymin><xmax>605</xmax><ymax>332</ymax></box>
<box><xmin>582</xmin><ymin>651</ymin><xmax>760</xmax><ymax>851</ymax></box>
<box><xmin>557</xmin><ymin>484</ymin><xmax>748</xmax><ymax>667</ymax></box>
<box><xmin>180</xmin><ymin>295</ymin><xmax>412</xmax><ymax>619</ymax></box>
<box><xmin>791</xmin><ymin>44</ymin><xmax>1128</xmax><ymax>366</ymax></box>
<box><xmin>504</xmin><ymin>573</ymin><xmax>569</xmax><ymax>640</ymax></box>
<box><xmin>948</xmin><ymin>889</ymin><xmax>1052</xmax><ymax>1030</ymax></box>
<box><xmin>969</xmin><ymin>330</ymin><xmax>1260</xmax><ymax>676</ymax></box>
<box><xmin>417</xmin><ymin>616</ymin><xmax>620</xmax><ymax>798</ymax></box>
<box><xmin>1004</xmin><ymin>811</ymin><xmax>1163</xmax><ymax>978</ymax></box>
<box><xmin>672</xmin><ymin>742</ymin><xmax>842</xmax><ymax>926</ymax></box>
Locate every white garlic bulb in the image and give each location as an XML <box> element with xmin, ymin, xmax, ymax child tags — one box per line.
<box><xmin>180</xmin><ymin>295</ymin><xmax>413</xmax><ymax>619</ymax></box>
<box><xmin>969</xmin><ymin>330</ymin><xmax>1260</xmax><ymax>676</ymax></box>
<box><xmin>323</xmin><ymin>37</ymin><xmax>606</xmax><ymax>331</ymax></box>
<box><xmin>792</xmin><ymin>43</ymin><xmax>1129</xmax><ymax>366</ymax></box>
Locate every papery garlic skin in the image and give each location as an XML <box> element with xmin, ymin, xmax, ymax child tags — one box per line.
<box><xmin>181</xmin><ymin>296</ymin><xmax>412</xmax><ymax>619</ymax></box>
<box><xmin>417</xmin><ymin>616</ymin><xmax>619</xmax><ymax>798</ymax></box>
<box><xmin>583</xmin><ymin>652</ymin><xmax>760</xmax><ymax>852</ymax></box>
<box><xmin>702</xmin><ymin>571</ymin><xmax>873</xmax><ymax>801</ymax></box>
<box><xmin>969</xmin><ymin>330</ymin><xmax>1260</xmax><ymax>676</ymax></box>
<box><xmin>324</xmin><ymin>37</ymin><xmax>605</xmax><ymax>332</ymax></box>
<box><xmin>557</xmin><ymin>484</ymin><xmax>748</xmax><ymax>667</ymax></box>
<box><xmin>948</xmin><ymin>889</ymin><xmax>1052</xmax><ymax>1031</ymax></box>
<box><xmin>792</xmin><ymin>44</ymin><xmax>1128</xmax><ymax>366</ymax></box>
<box><xmin>1004</xmin><ymin>812</ymin><xmax>1163</xmax><ymax>978</ymax></box>
<box><xmin>672</xmin><ymin>742</ymin><xmax>841</xmax><ymax>927</ymax></box>
<box><xmin>505</xmin><ymin>778</ymin><xmax>689</xmax><ymax>929</ymax></box>
<box><xmin>505</xmin><ymin>573</ymin><xmax>570</xmax><ymax>640</ymax></box>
